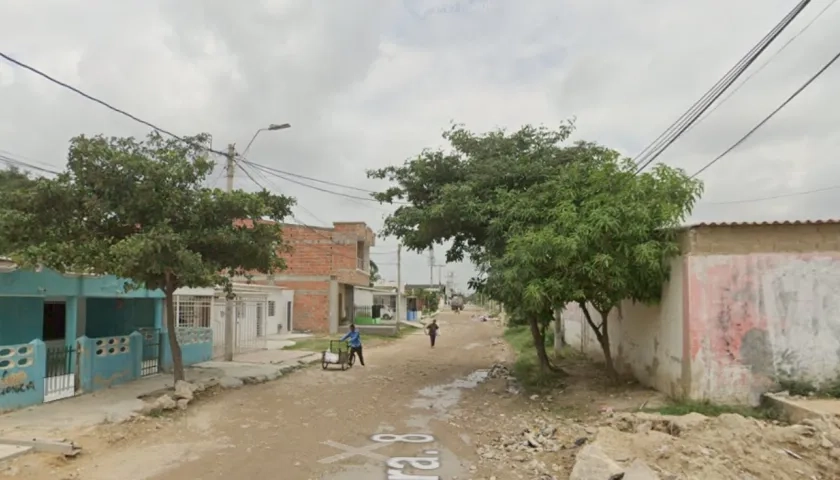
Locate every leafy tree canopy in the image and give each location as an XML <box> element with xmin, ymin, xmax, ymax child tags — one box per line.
<box><xmin>368</xmin><ymin>122</ymin><xmax>578</xmax><ymax>264</ymax></box>
<box><xmin>0</xmin><ymin>131</ymin><xmax>295</xmax><ymax>380</ymax></box>
<box><xmin>369</xmin><ymin>121</ymin><xmax>703</xmax><ymax>376</ymax></box>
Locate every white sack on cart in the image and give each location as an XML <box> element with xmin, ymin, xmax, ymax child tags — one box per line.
<box><xmin>323</xmin><ymin>351</ymin><xmax>339</xmax><ymax>363</ymax></box>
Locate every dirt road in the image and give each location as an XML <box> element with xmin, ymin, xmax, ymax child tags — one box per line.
<box><xmin>7</xmin><ymin>310</ymin><xmax>511</xmax><ymax>480</ymax></box>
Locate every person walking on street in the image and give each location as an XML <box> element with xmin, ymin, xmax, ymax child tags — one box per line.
<box><xmin>340</xmin><ymin>324</ymin><xmax>365</xmax><ymax>366</ymax></box>
<box><xmin>425</xmin><ymin>319</ymin><xmax>439</xmax><ymax>348</ymax></box>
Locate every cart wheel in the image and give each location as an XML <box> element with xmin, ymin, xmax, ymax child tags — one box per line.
<box><xmin>341</xmin><ymin>361</ymin><xmax>347</xmax><ymax>371</ymax></box>
<box><xmin>349</xmin><ymin>354</ymin><xmax>356</xmax><ymax>366</ymax></box>
<box><xmin>322</xmin><ymin>361</ymin><xmax>329</xmax><ymax>370</ymax></box>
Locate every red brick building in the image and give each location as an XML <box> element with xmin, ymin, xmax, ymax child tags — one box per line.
<box><xmin>245</xmin><ymin>221</ymin><xmax>375</xmax><ymax>333</ymax></box>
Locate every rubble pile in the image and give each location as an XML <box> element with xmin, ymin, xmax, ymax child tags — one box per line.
<box><xmin>139</xmin><ymin>380</ymin><xmax>204</xmax><ymax>415</ymax></box>
<box><xmin>472</xmin><ymin>410</ymin><xmax>840</xmax><ymax>479</ymax></box>
<box><xmin>485</xmin><ymin>362</ymin><xmax>522</xmax><ymax>395</ymax></box>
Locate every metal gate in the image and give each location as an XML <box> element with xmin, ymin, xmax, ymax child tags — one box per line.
<box><xmin>138</xmin><ymin>328</ymin><xmax>161</xmax><ymax>377</ymax></box>
<box><xmin>44</xmin><ymin>344</ymin><xmax>77</xmax><ymax>403</ymax></box>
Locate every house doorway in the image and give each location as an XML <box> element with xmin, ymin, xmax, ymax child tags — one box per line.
<box><xmin>42</xmin><ymin>301</ymin><xmax>76</xmax><ymax>402</ymax></box>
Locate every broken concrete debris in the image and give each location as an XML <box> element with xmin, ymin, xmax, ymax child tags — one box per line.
<box><xmin>138</xmin><ymin>356</ymin><xmax>318</xmax><ymax>417</ymax></box>
<box><xmin>472</xmin><ymin>407</ymin><xmax>840</xmax><ymax>478</ymax></box>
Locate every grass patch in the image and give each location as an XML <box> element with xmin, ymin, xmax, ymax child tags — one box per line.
<box><xmin>776</xmin><ymin>377</ymin><xmax>840</xmax><ymax>399</ymax></box>
<box><xmin>645</xmin><ymin>400</ymin><xmax>780</xmax><ymax>420</ymax></box>
<box><xmin>503</xmin><ymin>325</ymin><xmax>566</xmax><ymax>393</ymax></box>
<box><xmin>283</xmin><ymin>329</ymin><xmax>407</xmax><ymax>351</ymax></box>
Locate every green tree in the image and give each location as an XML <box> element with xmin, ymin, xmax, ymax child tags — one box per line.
<box><xmin>0</xmin><ymin>167</ymin><xmax>37</xmax><ymax>254</ymax></box>
<box><xmin>0</xmin><ymin>132</ymin><xmax>295</xmax><ymax>382</ymax></box>
<box><xmin>369</xmin><ymin>122</ymin><xmax>702</xmax><ymax>376</ymax></box>
<box><xmin>369</xmin><ymin>259</ymin><xmax>381</xmax><ymax>286</ymax></box>
<box><xmin>368</xmin><ymin>122</ymin><xmax>586</xmax><ymax>369</ymax></box>
<box><xmin>368</xmin><ymin>122</ymin><xmax>577</xmax><ymax>265</ymax></box>
<box><xmin>485</xmin><ymin>154</ymin><xmax>702</xmax><ymax>376</ymax></box>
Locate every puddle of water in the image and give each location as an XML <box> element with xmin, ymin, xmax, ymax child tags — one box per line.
<box><xmin>410</xmin><ymin>369</ymin><xmax>489</xmax><ymax>416</ymax></box>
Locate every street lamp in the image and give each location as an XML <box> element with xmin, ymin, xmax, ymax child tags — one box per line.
<box><xmin>242</xmin><ymin>123</ymin><xmax>291</xmax><ymax>158</ymax></box>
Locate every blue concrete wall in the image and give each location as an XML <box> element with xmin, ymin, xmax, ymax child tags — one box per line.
<box><xmin>0</xmin><ymin>297</ymin><xmax>44</xmax><ymax>345</ymax></box>
<box><xmin>77</xmin><ymin>333</ymin><xmax>142</xmax><ymax>393</ymax></box>
<box><xmin>161</xmin><ymin>327</ymin><xmax>213</xmax><ymax>371</ymax></box>
<box><xmin>0</xmin><ymin>268</ymin><xmax>164</xmax><ymax>298</ymax></box>
<box><xmin>0</xmin><ymin>340</ymin><xmax>45</xmax><ymax>411</ymax></box>
<box><xmin>85</xmin><ymin>298</ymin><xmax>156</xmax><ymax>338</ymax></box>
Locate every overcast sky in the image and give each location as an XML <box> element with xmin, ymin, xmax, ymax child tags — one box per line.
<box><xmin>1</xmin><ymin>0</ymin><xmax>839</xmax><ymax>292</ymax></box>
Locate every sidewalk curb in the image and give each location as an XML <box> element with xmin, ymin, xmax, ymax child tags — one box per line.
<box><xmin>139</xmin><ymin>353</ymin><xmax>321</xmax><ymax>415</ymax></box>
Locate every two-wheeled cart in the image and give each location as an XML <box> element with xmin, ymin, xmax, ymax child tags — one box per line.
<box><xmin>321</xmin><ymin>340</ymin><xmax>355</xmax><ymax>370</ymax></box>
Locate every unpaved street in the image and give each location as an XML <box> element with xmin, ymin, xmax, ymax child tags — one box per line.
<box><xmin>6</xmin><ymin>309</ymin><xmax>840</xmax><ymax>479</ymax></box>
<box><xmin>6</xmin><ymin>310</ymin><xmax>512</xmax><ymax>480</ymax></box>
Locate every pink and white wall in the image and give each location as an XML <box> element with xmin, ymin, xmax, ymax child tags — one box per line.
<box><xmin>562</xmin><ymin>221</ymin><xmax>840</xmax><ymax>405</ymax></box>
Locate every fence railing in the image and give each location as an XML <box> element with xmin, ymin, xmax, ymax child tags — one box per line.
<box><xmin>175</xmin><ymin>295</ymin><xmax>214</xmax><ymax>328</ymax></box>
<box><xmin>44</xmin><ymin>344</ymin><xmax>76</xmax><ymax>402</ymax></box>
<box><xmin>356</xmin><ymin>257</ymin><xmax>367</xmax><ymax>271</ymax></box>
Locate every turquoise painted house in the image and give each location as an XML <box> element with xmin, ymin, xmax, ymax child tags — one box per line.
<box><xmin>0</xmin><ymin>261</ymin><xmax>212</xmax><ymax>411</ymax></box>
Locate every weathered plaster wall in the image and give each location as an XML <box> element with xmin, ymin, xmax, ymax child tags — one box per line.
<box><xmin>560</xmin><ymin>257</ymin><xmax>685</xmax><ymax>396</ymax></box>
<box><xmin>686</xmin><ymin>253</ymin><xmax>840</xmax><ymax>405</ymax></box>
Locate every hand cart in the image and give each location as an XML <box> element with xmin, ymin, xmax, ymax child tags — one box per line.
<box><xmin>321</xmin><ymin>340</ymin><xmax>354</xmax><ymax>370</ymax></box>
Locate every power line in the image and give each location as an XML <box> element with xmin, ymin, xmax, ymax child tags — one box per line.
<box><xmin>0</xmin><ymin>51</ymin><xmax>229</xmax><ymax>158</ymax></box>
<box><xmin>0</xmin><ymin>51</ymin><xmax>397</xmax><ymax>206</ymax></box>
<box><xmin>241</xmin><ymin>160</ymin><xmax>375</xmax><ymax>194</ymax></box>
<box><xmin>233</xmin><ymin>160</ymin><xmax>380</xmax><ymax>263</ymax></box>
<box><xmin>0</xmin><ymin>152</ymin><xmax>60</xmax><ymax>175</ymax></box>
<box><xmin>703</xmin><ymin>184</ymin><xmax>840</xmax><ymax>205</ymax></box>
<box><xmin>633</xmin><ymin>0</ymin><xmax>812</xmax><ymax>174</ymax></box>
<box><xmin>247</xmin><ymin>161</ymin><xmax>406</xmax><ymax>204</ymax></box>
<box><xmin>685</xmin><ymin>0</ymin><xmax>838</xmax><ymax>137</ymax></box>
<box><xmin>690</xmin><ymin>48</ymin><xmax>840</xmax><ymax>179</ymax></box>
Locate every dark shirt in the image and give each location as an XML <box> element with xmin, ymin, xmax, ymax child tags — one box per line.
<box><xmin>427</xmin><ymin>323</ymin><xmax>439</xmax><ymax>335</ymax></box>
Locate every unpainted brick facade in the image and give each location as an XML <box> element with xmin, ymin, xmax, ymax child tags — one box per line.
<box><xmin>263</xmin><ymin>221</ymin><xmax>375</xmax><ymax>333</ymax></box>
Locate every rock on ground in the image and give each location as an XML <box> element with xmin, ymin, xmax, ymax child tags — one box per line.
<box><xmin>568</xmin><ymin>444</ymin><xmax>623</xmax><ymax>480</ymax></box>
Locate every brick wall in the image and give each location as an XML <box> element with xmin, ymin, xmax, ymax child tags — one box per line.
<box><xmin>280</xmin><ymin>223</ymin><xmax>372</xmax><ymax>287</ymax></box>
<box><xmin>273</xmin><ymin>222</ymin><xmax>375</xmax><ymax>332</ymax></box>
<box><xmin>274</xmin><ymin>280</ymin><xmax>330</xmax><ymax>333</ymax></box>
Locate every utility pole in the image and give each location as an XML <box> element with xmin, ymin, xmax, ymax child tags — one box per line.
<box><xmin>225</xmin><ymin>143</ymin><xmax>236</xmax><ymax>193</ymax></box>
<box><xmin>396</xmin><ymin>244</ymin><xmax>402</xmax><ymax>334</ymax></box>
<box><xmin>224</xmin><ymin>143</ymin><xmax>236</xmax><ymax>361</ymax></box>
<box><xmin>428</xmin><ymin>247</ymin><xmax>434</xmax><ymax>285</ymax></box>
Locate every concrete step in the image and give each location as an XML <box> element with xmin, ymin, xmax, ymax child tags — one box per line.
<box><xmin>0</xmin><ymin>444</ymin><xmax>33</xmax><ymax>463</ymax></box>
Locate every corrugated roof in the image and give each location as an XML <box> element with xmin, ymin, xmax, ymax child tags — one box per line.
<box><xmin>684</xmin><ymin>219</ymin><xmax>840</xmax><ymax>228</ymax></box>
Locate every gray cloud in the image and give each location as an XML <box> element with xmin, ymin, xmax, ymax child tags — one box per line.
<box><xmin>1</xmin><ymin>0</ymin><xmax>839</xmax><ymax>291</ymax></box>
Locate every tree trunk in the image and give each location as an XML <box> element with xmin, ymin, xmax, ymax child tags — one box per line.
<box><xmin>579</xmin><ymin>302</ymin><xmax>618</xmax><ymax>381</ymax></box>
<box><xmin>553</xmin><ymin>308</ymin><xmax>567</xmax><ymax>351</ymax></box>
<box><xmin>164</xmin><ymin>285</ymin><xmax>186</xmax><ymax>382</ymax></box>
<box><xmin>597</xmin><ymin>310</ymin><xmax>617</xmax><ymax>380</ymax></box>
<box><xmin>527</xmin><ymin>314</ymin><xmax>553</xmax><ymax>372</ymax></box>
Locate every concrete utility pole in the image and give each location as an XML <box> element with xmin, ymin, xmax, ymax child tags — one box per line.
<box><xmin>224</xmin><ymin>143</ymin><xmax>236</xmax><ymax>361</ymax></box>
<box><xmin>428</xmin><ymin>247</ymin><xmax>434</xmax><ymax>285</ymax></box>
<box><xmin>225</xmin><ymin>143</ymin><xmax>236</xmax><ymax>193</ymax></box>
<box><xmin>396</xmin><ymin>244</ymin><xmax>402</xmax><ymax>334</ymax></box>
<box><xmin>220</xmin><ymin>124</ymin><xmax>290</xmax><ymax>362</ymax></box>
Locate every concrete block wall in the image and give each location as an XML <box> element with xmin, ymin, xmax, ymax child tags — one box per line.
<box><xmin>161</xmin><ymin>327</ymin><xmax>213</xmax><ymax>371</ymax></box>
<box><xmin>686</xmin><ymin>252</ymin><xmax>840</xmax><ymax>405</ymax></box>
<box><xmin>561</xmin><ymin>222</ymin><xmax>840</xmax><ymax>406</ymax></box>
<box><xmin>77</xmin><ymin>333</ymin><xmax>143</xmax><ymax>393</ymax></box>
<box><xmin>562</xmin><ymin>257</ymin><xmax>688</xmax><ymax>400</ymax></box>
<box><xmin>0</xmin><ymin>340</ymin><xmax>45</xmax><ymax>411</ymax></box>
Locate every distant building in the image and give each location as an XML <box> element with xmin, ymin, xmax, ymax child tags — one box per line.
<box><xmin>245</xmin><ymin>221</ymin><xmax>375</xmax><ymax>333</ymax></box>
